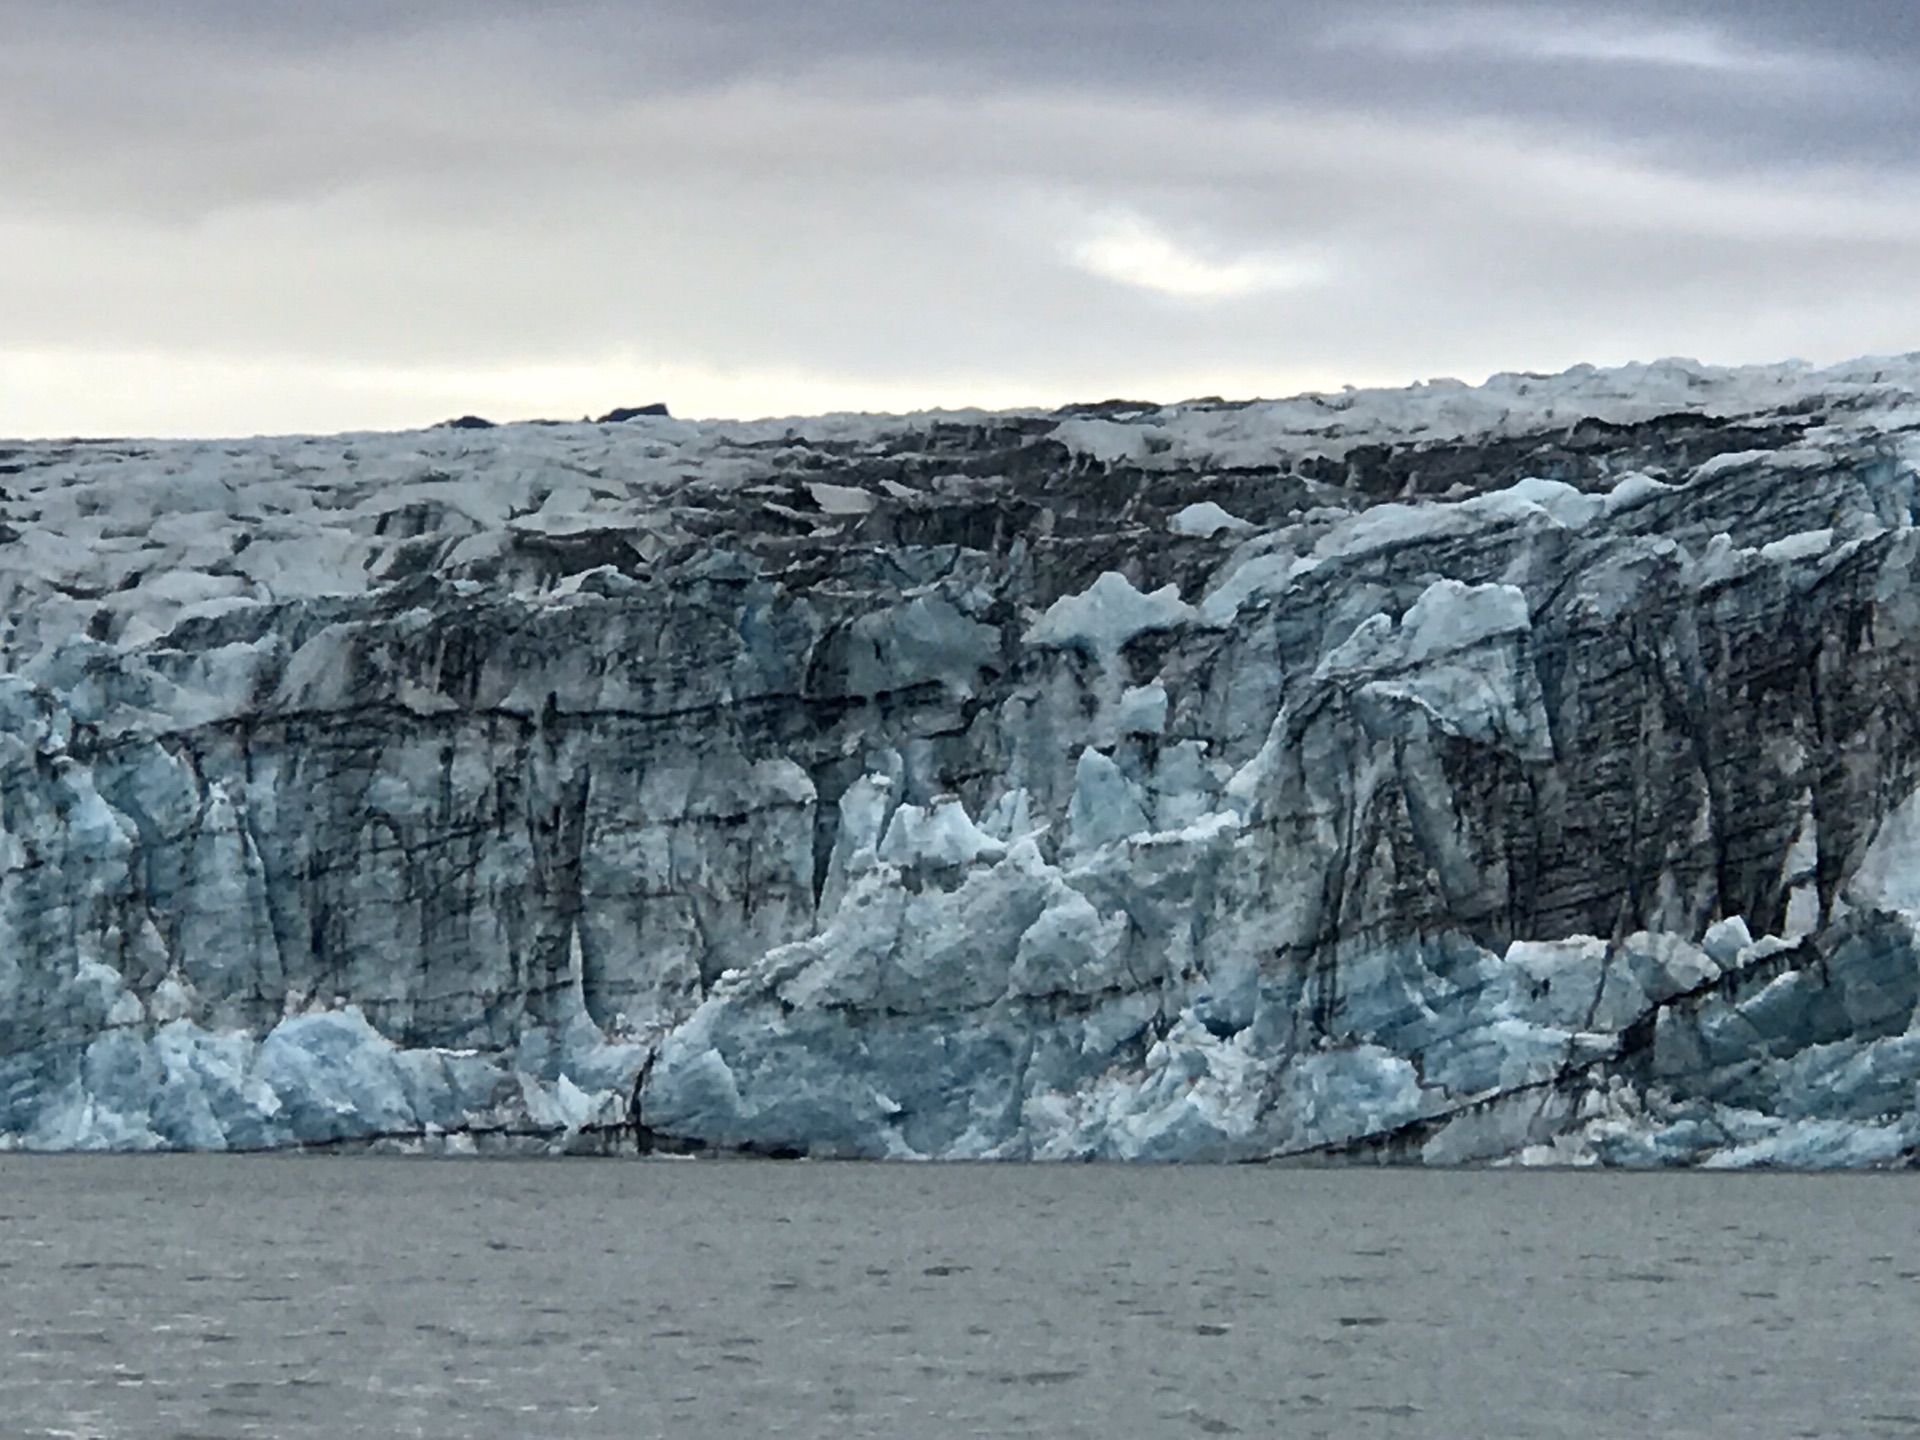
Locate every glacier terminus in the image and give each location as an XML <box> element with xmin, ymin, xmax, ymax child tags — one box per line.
<box><xmin>5</xmin><ymin>355</ymin><xmax>1920</xmax><ymax>1166</ymax></box>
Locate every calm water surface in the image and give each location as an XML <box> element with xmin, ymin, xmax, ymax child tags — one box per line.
<box><xmin>2</xmin><ymin>1157</ymin><xmax>1917</xmax><ymax>1438</ymax></box>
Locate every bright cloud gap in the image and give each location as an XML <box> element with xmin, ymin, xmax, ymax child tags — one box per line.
<box><xmin>1067</xmin><ymin>214</ymin><xmax>1328</xmax><ymax>301</ymax></box>
<box><xmin>1340</xmin><ymin>7</ymin><xmax>1806</xmax><ymax>74</ymax></box>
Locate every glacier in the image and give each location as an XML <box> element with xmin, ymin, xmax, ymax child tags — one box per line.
<box><xmin>5</xmin><ymin>355</ymin><xmax>1920</xmax><ymax>1164</ymax></box>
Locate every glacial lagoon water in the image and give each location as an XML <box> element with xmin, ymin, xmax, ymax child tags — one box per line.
<box><xmin>3</xmin><ymin>1158</ymin><xmax>1917</xmax><ymax>1439</ymax></box>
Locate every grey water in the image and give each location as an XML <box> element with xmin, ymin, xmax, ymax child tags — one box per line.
<box><xmin>2</xmin><ymin>1160</ymin><xmax>1917</xmax><ymax>1440</ymax></box>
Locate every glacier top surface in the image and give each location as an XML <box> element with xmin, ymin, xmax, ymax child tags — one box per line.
<box><xmin>3</xmin><ymin>349</ymin><xmax>1918</xmax><ymax>679</ymax></box>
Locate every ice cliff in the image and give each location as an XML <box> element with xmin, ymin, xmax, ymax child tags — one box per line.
<box><xmin>6</xmin><ymin>355</ymin><xmax>1920</xmax><ymax>1165</ymax></box>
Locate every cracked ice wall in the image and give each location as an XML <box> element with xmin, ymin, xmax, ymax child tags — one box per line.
<box><xmin>5</xmin><ymin>355</ymin><xmax>1920</xmax><ymax>1162</ymax></box>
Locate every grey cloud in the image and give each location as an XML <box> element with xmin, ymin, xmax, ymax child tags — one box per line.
<box><xmin>7</xmin><ymin>83</ymin><xmax>1913</xmax><ymax>368</ymax></box>
<box><xmin>1</xmin><ymin>1</ymin><xmax>1916</xmax><ymax>434</ymax></box>
<box><xmin>10</xmin><ymin>1</ymin><xmax>1918</xmax><ymax>177</ymax></box>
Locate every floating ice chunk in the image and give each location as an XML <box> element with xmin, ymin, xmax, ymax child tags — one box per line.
<box><xmin>1026</xmin><ymin>572</ymin><xmax>1198</xmax><ymax>657</ymax></box>
<box><xmin>1700</xmin><ymin>1116</ymin><xmax>1913</xmax><ymax>1169</ymax></box>
<box><xmin>1588</xmin><ymin>1111</ymin><xmax>1726</xmax><ymax>1167</ymax></box>
<box><xmin>1169</xmin><ymin>501</ymin><xmax>1254</xmax><ymax>537</ymax></box>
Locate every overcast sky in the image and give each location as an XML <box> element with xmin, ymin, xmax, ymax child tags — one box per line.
<box><xmin>4</xmin><ymin>0</ymin><xmax>1917</xmax><ymax>437</ymax></box>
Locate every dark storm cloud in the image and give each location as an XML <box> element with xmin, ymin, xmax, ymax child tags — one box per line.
<box><xmin>2</xmin><ymin>1</ymin><xmax>1916</xmax><ymax>435</ymax></box>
